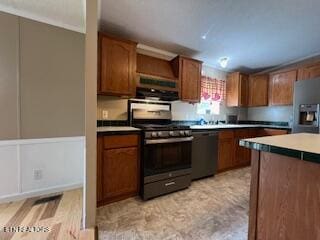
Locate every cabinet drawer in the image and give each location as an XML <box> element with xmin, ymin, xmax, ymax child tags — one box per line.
<box><xmin>104</xmin><ymin>134</ymin><xmax>139</xmax><ymax>149</ymax></box>
<box><xmin>143</xmin><ymin>174</ymin><xmax>191</xmax><ymax>200</ymax></box>
<box><xmin>219</xmin><ymin>130</ymin><xmax>234</xmax><ymax>139</ymax></box>
<box><xmin>261</xmin><ymin>128</ymin><xmax>288</xmax><ymax>136</ymax></box>
<box><xmin>234</xmin><ymin>129</ymin><xmax>249</xmax><ymax>137</ymax></box>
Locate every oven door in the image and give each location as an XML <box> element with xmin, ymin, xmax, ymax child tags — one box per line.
<box><xmin>143</xmin><ymin>137</ymin><xmax>193</xmax><ymax>176</ymax></box>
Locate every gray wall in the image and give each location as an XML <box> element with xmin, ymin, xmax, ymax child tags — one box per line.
<box><xmin>0</xmin><ymin>11</ymin><xmax>85</xmax><ymax>140</ymax></box>
<box><xmin>0</xmin><ymin>12</ymin><xmax>19</xmax><ymax>139</ymax></box>
<box><xmin>20</xmin><ymin>18</ymin><xmax>85</xmax><ymax>138</ymax></box>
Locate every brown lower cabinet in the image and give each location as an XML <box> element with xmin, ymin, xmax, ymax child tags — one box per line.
<box><xmin>218</xmin><ymin>128</ymin><xmax>288</xmax><ymax>172</ymax></box>
<box><xmin>97</xmin><ymin>134</ymin><xmax>140</xmax><ymax>206</ymax></box>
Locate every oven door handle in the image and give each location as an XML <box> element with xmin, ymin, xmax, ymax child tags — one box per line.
<box><xmin>145</xmin><ymin>136</ymin><xmax>194</xmax><ymax>145</ymax></box>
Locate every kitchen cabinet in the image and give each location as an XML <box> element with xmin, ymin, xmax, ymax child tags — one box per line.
<box><xmin>218</xmin><ymin>131</ymin><xmax>235</xmax><ymax>172</ymax></box>
<box><xmin>218</xmin><ymin>128</ymin><xmax>288</xmax><ymax>173</ymax></box>
<box><xmin>297</xmin><ymin>62</ymin><xmax>320</xmax><ymax>81</ymax></box>
<box><xmin>233</xmin><ymin>129</ymin><xmax>251</xmax><ymax>167</ymax></box>
<box><xmin>226</xmin><ymin>72</ymin><xmax>249</xmax><ymax>107</ymax></box>
<box><xmin>98</xmin><ymin>33</ymin><xmax>137</xmax><ymax>97</ymax></box>
<box><xmin>248</xmin><ymin>74</ymin><xmax>269</xmax><ymax>106</ymax></box>
<box><xmin>174</xmin><ymin>56</ymin><xmax>202</xmax><ymax>103</ymax></box>
<box><xmin>97</xmin><ymin>134</ymin><xmax>140</xmax><ymax>206</ymax></box>
<box><xmin>269</xmin><ymin>70</ymin><xmax>297</xmax><ymax>106</ymax></box>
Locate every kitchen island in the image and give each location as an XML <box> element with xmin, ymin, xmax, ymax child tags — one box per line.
<box><xmin>240</xmin><ymin>133</ymin><xmax>320</xmax><ymax>240</ymax></box>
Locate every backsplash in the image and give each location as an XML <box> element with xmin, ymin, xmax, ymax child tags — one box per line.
<box><xmin>247</xmin><ymin>106</ymin><xmax>293</xmax><ymax>124</ymax></box>
<box><xmin>97</xmin><ymin>96</ymin><xmax>247</xmax><ymax>122</ymax></box>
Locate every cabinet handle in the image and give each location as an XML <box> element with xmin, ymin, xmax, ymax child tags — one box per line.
<box><xmin>165</xmin><ymin>181</ymin><xmax>176</xmax><ymax>186</ymax></box>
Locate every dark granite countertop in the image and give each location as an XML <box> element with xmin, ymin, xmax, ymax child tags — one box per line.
<box><xmin>240</xmin><ymin>133</ymin><xmax>320</xmax><ymax>163</ymax></box>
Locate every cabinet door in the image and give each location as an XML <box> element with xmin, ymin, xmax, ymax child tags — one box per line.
<box><xmin>102</xmin><ymin>147</ymin><xmax>138</xmax><ymax>201</ymax></box>
<box><xmin>226</xmin><ymin>73</ymin><xmax>239</xmax><ymax>107</ymax></box>
<box><xmin>226</xmin><ymin>72</ymin><xmax>249</xmax><ymax>107</ymax></box>
<box><xmin>298</xmin><ymin>63</ymin><xmax>320</xmax><ymax>81</ymax></box>
<box><xmin>269</xmin><ymin>70</ymin><xmax>296</xmax><ymax>106</ymax></box>
<box><xmin>233</xmin><ymin>130</ymin><xmax>251</xmax><ymax>166</ymax></box>
<box><xmin>218</xmin><ymin>131</ymin><xmax>234</xmax><ymax>172</ymax></box>
<box><xmin>180</xmin><ymin>58</ymin><xmax>202</xmax><ymax>102</ymax></box>
<box><xmin>249</xmin><ymin>75</ymin><xmax>269</xmax><ymax>106</ymax></box>
<box><xmin>99</xmin><ymin>35</ymin><xmax>136</xmax><ymax>96</ymax></box>
<box><xmin>239</xmin><ymin>74</ymin><xmax>249</xmax><ymax>106</ymax></box>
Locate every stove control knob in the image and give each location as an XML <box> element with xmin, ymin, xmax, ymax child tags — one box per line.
<box><xmin>169</xmin><ymin>131</ymin><xmax>174</xmax><ymax>137</ymax></box>
<box><xmin>184</xmin><ymin>130</ymin><xmax>190</xmax><ymax>136</ymax></box>
<box><xmin>158</xmin><ymin>132</ymin><xmax>163</xmax><ymax>137</ymax></box>
<box><xmin>151</xmin><ymin>132</ymin><xmax>158</xmax><ymax>138</ymax></box>
<box><xmin>179</xmin><ymin>131</ymin><xmax>185</xmax><ymax>136</ymax></box>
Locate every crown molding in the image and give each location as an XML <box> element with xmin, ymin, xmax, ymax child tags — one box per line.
<box><xmin>0</xmin><ymin>5</ymin><xmax>85</xmax><ymax>33</ymax></box>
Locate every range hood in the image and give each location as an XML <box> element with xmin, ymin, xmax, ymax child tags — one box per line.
<box><xmin>136</xmin><ymin>87</ymin><xmax>179</xmax><ymax>101</ymax></box>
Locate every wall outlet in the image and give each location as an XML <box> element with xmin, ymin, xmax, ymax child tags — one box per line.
<box><xmin>102</xmin><ymin>110</ymin><xmax>109</xmax><ymax>120</ymax></box>
<box><xmin>34</xmin><ymin>169</ymin><xmax>43</xmax><ymax>180</ymax></box>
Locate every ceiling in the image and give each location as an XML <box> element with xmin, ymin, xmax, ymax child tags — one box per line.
<box><xmin>100</xmin><ymin>0</ymin><xmax>320</xmax><ymax>73</ymax></box>
<box><xmin>0</xmin><ymin>0</ymin><xmax>85</xmax><ymax>33</ymax></box>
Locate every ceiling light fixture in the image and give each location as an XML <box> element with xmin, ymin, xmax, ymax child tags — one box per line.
<box><xmin>201</xmin><ymin>35</ymin><xmax>207</xmax><ymax>40</ymax></box>
<box><xmin>219</xmin><ymin>57</ymin><xmax>229</xmax><ymax>68</ymax></box>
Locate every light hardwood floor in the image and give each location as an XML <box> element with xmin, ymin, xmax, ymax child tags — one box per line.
<box><xmin>0</xmin><ymin>188</ymin><xmax>83</xmax><ymax>240</ymax></box>
<box><xmin>97</xmin><ymin>167</ymin><xmax>250</xmax><ymax>240</ymax></box>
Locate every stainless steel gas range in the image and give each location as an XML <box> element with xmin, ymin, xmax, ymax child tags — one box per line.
<box><xmin>128</xmin><ymin>99</ymin><xmax>193</xmax><ymax>200</ymax></box>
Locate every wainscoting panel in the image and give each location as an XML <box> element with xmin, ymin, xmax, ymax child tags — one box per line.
<box><xmin>0</xmin><ymin>145</ymin><xmax>19</xmax><ymax>197</ymax></box>
<box><xmin>0</xmin><ymin>136</ymin><xmax>84</xmax><ymax>203</ymax></box>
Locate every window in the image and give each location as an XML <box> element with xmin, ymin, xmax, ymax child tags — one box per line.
<box><xmin>197</xmin><ymin>76</ymin><xmax>226</xmax><ymax>115</ymax></box>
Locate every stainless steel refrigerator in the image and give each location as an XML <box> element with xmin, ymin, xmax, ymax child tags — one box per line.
<box><xmin>293</xmin><ymin>78</ymin><xmax>320</xmax><ymax>133</ymax></box>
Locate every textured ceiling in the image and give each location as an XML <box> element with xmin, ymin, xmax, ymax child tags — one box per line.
<box><xmin>100</xmin><ymin>0</ymin><xmax>320</xmax><ymax>73</ymax></box>
<box><xmin>0</xmin><ymin>0</ymin><xmax>85</xmax><ymax>32</ymax></box>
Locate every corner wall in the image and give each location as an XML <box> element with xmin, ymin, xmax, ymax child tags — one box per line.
<box><xmin>0</xmin><ymin>11</ymin><xmax>86</xmax><ymax>202</ymax></box>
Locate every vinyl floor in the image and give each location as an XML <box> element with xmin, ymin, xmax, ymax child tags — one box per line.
<box><xmin>97</xmin><ymin>167</ymin><xmax>251</xmax><ymax>240</ymax></box>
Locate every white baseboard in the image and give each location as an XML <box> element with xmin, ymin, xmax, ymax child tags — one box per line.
<box><xmin>0</xmin><ymin>182</ymin><xmax>83</xmax><ymax>203</ymax></box>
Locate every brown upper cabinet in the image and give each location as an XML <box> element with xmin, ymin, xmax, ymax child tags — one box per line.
<box><xmin>297</xmin><ymin>62</ymin><xmax>320</xmax><ymax>81</ymax></box>
<box><xmin>269</xmin><ymin>70</ymin><xmax>297</xmax><ymax>106</ymax></box>
<box><xmin>98</xmin><ymin>33</ymin><xmax>137</xmax><ymax>97</ymax></box>
<box><xmin>248</xmin><ymin>74</ymin><xmax>269</xmax><ymax>107</ymax></box>
<box><xmin>226</xmin><ymin>72</ymin><xmax>249</xmax><ymax>107</ymax></box>
<box><xmin>172</xmin><ymin>56</ymin><xmax>202</xmax><ymax>103</ymax></box>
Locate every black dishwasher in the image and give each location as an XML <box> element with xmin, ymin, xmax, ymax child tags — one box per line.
<box><xmin>191</xmin><ymin>130</ymin><xmax>219</xmax><ymax>180</ymax></box>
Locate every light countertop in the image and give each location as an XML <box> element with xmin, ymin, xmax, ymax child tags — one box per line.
<box><xmin>241</xmin><ymin>133</ymin><xmax>320</xmax><ymax>155</ymax></box>
<box><xmin>97</xmin><ymin>126</ymin><xmax>141</xmax><ymax>133</ymax></box>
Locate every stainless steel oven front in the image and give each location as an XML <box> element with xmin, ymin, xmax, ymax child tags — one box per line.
<box><xmin>143</xmin><ymin>135</ymin><xmax>193</xmax><ymax>177</ymax></box>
